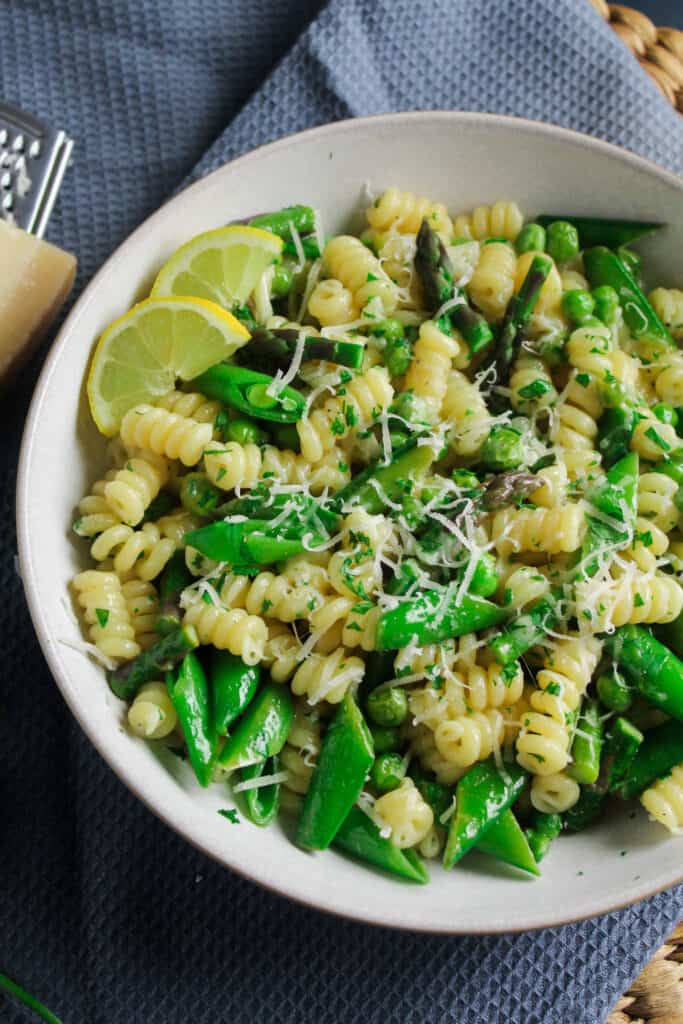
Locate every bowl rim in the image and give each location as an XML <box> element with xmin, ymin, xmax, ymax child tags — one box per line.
<box><xmin>17</xmin><ymin>109</ymin><xmax>683</xmax><ymax>935</ymax></box>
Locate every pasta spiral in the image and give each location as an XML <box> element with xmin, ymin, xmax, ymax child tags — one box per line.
<box><xmin>307</xmin><ymin>279</ymin><xmax>356</xmax><ymax>326</ymax></box>
<box><xmin>641</xmin><ymin>763</ymin><xmax>683</xmax><ymax>833</ymax></box>
<box><xmin>341</xmin><ymin>603</ymin><xmax>381</xmax><ymax>652</ymax></box>
<box><xmin>509</xmin><ymin>354</ymin><xmax>557</xmax><ymax>413</ymax></box>
<box><xmin>218</xmin><ymin>569</ymin><xmax>327</xmax><ymax>622</ymax></box>
<box><xmin>625</xmin><ymin>516</ymin><xmax>670</xmax><ymax>573</ymax></box>
<box><xmin>530</xmin><ymin>772</ymin><xmax>580</xmax><ymax>814</ymax></box>
<box><xmin>516</xmin><ymin>637</ymin><xmax>601</xmax><ymax>777</ymax></box>
<box><xmin>649</xmin><ymin>287</ymin><xmax>683</xmax><ymax>341</ymax></box>
<box><xmin>630</xmin><ymin>408</ymin><xmax>680</xmax><ymax>462</ymax></box>
<box><xmin>467</xmin><ymin>242</ymin><xmax>517</xmax><ymax>321</ymax></box>
<box><xmin>442</xmin><ymin>369</ymin><xmax>493</xmax><ymax>456</ymax></box>
<box><xmin>531</xmin><ymin>463</ymin><xmax>569</xmax><ymax>508</ymax></box>
<box><xmin>404</xmin><ymin>320</ymin><xmax>461</xmax><ymax>419</ymax></box>
<box><xmin>433</xmin><ymin>708</ymin><xmax>505</xmax><ymax>767</ymax></box>
<box><xmin>374</xmin><ymin>778</ymin><xmax>434</xmax><ymax>849</ymax></box>
<box><xmin>492</xmin><ymin>504</ymin><xmax>585</xmax><ymax>557</ymax></box>
<box><xmin>262</xmin><ymin>622</ymin><xmax>301</xmax><ymax>683</ymax></box>
<box><xmin>297</xmin><ymin>366</ymin><xmax>394</xmax><ymax>463</ymax></box>
<box><xmin>103</xmin><ymin>455</ymin><xmax>169</xmax><ymax>527</ymax></box>
<box><xmin>74</xmin><ymin>472</ymin><xmax>121</xmax><ymax>537</ymax></box>
<box><xmin>90</xmin><ymin>522</ymin><xmax>175</xmax><ymax>581</ymax></box>
<box><xmin>408</xmin><ymin>722</ymin><xmax>469</xmax><ymax>785</ymax></box>
<box><xmin>155</xmin><ymin>390</ymin><xmax>221</xmax><ymax>430</ymax></box>
<box><xmin>366</xmin><ymin>187</ymin><xmax>453</xmax><ymax>237</ymax></box>
<box><xmin>324</xmin><ymin>235</ymin><xmax>398</xmax><ymax>315</ymax></box>
<box><xmin>72</xmin><ymin>570</ymin><xmax>140</xmax><ymax>661</ymax></box>
<box><xmin>453</xmin><ymin>200</ymin><xmax>523</xmax><ymax>242</ymax></box>
<box><xmin>120</xmin><ymin>404</ymin><xmax>213</xmax><ymax>466</ymax></box>
<box><xmin>499</xmin><ymin>565</ymin><xmax>551</xmax><ymax>611</ymax></box>
<box><xmin>281</xmin><ymin>707</ymin><xmax>321</xmax><ymax>795</ymax></box>
<box><xmin>183</xmin><ymin>601</ymin><xmax>267</xmax><ymax>665</ymax></box>
<box><xmin>121</xmin><ymin>579</ymin><xmax>158</xmax><ymax>649</ymax></box>
<box><xmin>550</xmin><ymin>378</ymin><xmax>602</xmax><ymax>482</ymax></box>
<box><xmin>576</xmin><ymin>570</ymin><xmax>683</xmax><ymax>631</ymax></box>
<box><xmin>204</xmin><ymin>441</ymin><xmax>350</xmax><ymax>494</ymax></box>
<box><xmin>290</xmin><ymin>646</ymin><xmax>365</xmax><ymax>704</ymax></box>
<box><xmin>637</xmin><ymin>472</ymin><xmax>679</xmax><ymax>533</ymax></box>
<box><xmin>127</xmin><ymin>681</ymin><xmax>178</xmax><ymax>739</ymax></box>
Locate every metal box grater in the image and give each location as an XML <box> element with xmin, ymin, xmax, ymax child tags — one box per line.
<box><xmin>0</xmin><ymin>102</ymin><xmax>73</xmax><ymax>237</ymax></box>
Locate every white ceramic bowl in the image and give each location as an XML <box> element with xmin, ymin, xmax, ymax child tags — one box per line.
<box><xmin>17</xmin><ymin>112</ymin><xmax>683</xmax><ymax>933</ymax></box>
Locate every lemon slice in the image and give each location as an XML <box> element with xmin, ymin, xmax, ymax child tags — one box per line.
<box><xmin>87</xmin><ymin>296</ymin><xmax>249</xmax><ymax>435</ymax></box>
<box><xmin>151</xmin><ymin>225</ymin><xmax>283</xmax><ymax>308</ymax></box>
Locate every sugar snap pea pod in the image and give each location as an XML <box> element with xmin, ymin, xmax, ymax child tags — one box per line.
<box><xmin>475</xmin><ymin>808</ymin><xmax>540</xmax><ymax>876</ymax></box>
<box><xmin>535</xmin><ymin>214</ymin><xmax>663</xmax><ymax>250</ymax></box>
<box><xmin>583</xmin><ymin>246</ymin><xmax>673</xmax><ymax>348</ymax></box>
<box><xmin>568</xmin><ymin>699</ymin><xmax>603</xmax><ymax>785</ymax></box>
<box><xmin>180</xmin><ymin>473</ymin><xmax>222</xmax><ymax>518</ymax></box>
<box><xmin>489</xmin><ymin>591</ymin><xmax>560</xmax><ymax>666</ymax></box>
<box><xmin>606</xmin><ymin>716</ymin><xmax>644</xmax><ymax>792</ymax></box>
<box><xmin>443</xmin><ymin>761</ymin><xmax>527</xmax><ymax>869</ymax></box>
<box><xmin>248</xmin><ymin>204</ymin><xmax>317</xmax><ymax>239</ymax></box>
<box><xmin>218</xmin><ymin>683</ymin><xmax>294</xmax><ymax>771</ymax></box>
<box><xmin>331</xmin><ymin>438</ymin><xmax>435</xmax><ymax>515</ymax></box>
<box><xmin>525</xmin><ymin>811</ymin><xmax>562</xmax><ymax>863</ymax></box>
<box><xmin>211</xmin><ymin>650</ymin><xmax>260</xmax><ymax>735</ymax></box>
<box><xmin>297</xmin><ymin>693</ymin><xmax>374</xmax><ymax>850</ymax></box>
<box><xmin>237</xmin><ymin>329</ymin><xmax>364</xmax><ymax>374</ymax></box>
<box><xmin>168</xmin><ymin>652</ymin><xmax>216</xmax><ymax>787</ymax></box>
<box><xmin>604</xmin><ymin>626</ymin><xmax>683</xmax><ymax>720</ymax></box>
<box><xmin>191</xmin><ymin>364</ymin><xmax>305</xmax><ymax>423</ymax></box>
<box><xmin>598</xmin><ymin>406</ymin><xmax>639</xmax><ymax>468</ymax></box>
<box><xmin>332</xmin><ymin>805</ymin><xmax>428</xmax><ymax>883</ymax></box>
<box><xmin>415</xmin><ymin>219</ymin><xmax>492</xmax><ymax>352</ymax></box>
<box><xmin>183</xmin><ymin>519</ymin><xmax>327</xmax><ymax>567</ymax></box>
<box><xmin>141</xmin><ymin>490</ymin><xmax>177</xmax><ymax>524</ymax></box>
<box><xmin>615</xmin><ymin>720</ymin><xmax>683</xmax><ymax>799</ymax></box>
<box><xmin>375</xmin><ymin>588</ymin><xmax>507</xmax><ymax>652</ymax></box>
<box><xmin>238</xmin><ymin>755</ymin><xmax>281</xmax><ymax>826</ymax></box>
<box><xmin>415</xmin><ymin>778</ymin><xmax>454</xmax><ymax>821</ymax></box>
<box><xmin>486</xmin><ymin>254</ymin><xmax>553</xmax><ymax>408</ymax></box>
<box><xmin>657</xmin><ymin>609</ymin><xmax>683</xmax><ymax>660</ymax></box>
<box><xmin>107</xmin><ymin>624</ymin><xmax>199</xmax><ymax>701</ymax></box>
<box><xmin>155</xmin><ymin>550</ymin><xmax>194</xmax><ymax>636</ymax></box>
<box><xmin>596</xmin><ymin>668</ymin><xmax>632</xmax><ymax>713</ymax></box>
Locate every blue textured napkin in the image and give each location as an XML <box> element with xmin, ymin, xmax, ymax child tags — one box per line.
<box><xmin>2</xmin><ymin>1</ymin><xmax>683</xmax><ymax>1021</ymax></box>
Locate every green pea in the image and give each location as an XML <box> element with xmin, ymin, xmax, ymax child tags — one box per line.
<box><xmin>592</xmin><ymin>285</ymin><xmax>620</xmax><ymax>325</ymax></box>
<box><xmin>470</xmin><ymin>553</ymin><xmax>498</xmax><ymax>598</ymax></box>
<box><xmin>561</xmin><ymin>289</ymin><xmax>595</xmax><ymax>325</ymax></box>
<box><xmin>546</xmin><ymin>220</ymin><xmax>580</xmax><ymax>264</ymax></box>
<box><xmin>370</xmin><ymin>318</ymin><xmax>404</xmax><ymax>344</ymax></box>
<box><xmin>370</xmin><ymin>752</ymin><xmax>406</xmax><ymax>793</ymax></box>
<box><xmin>653</xmin><ymin>402</ymin><xmax>678</xmax><ymax>428</ymax></box>
<box><xmin>596</xmin><ymin>670</ymin><xmax>632</xmax><ymax>713</ymax></box>
<box><xmin>226</xmin><ymin>417</ymin><xmax>267</xmax><ymax>445</ymax></box>
<box><xmin>515</xmin><ymin>223</ymin><xmax>546</xmax><ymax>254</ymax></box>
<box><xmin>385</xmin><ymin>337</ymin><xmax>412</xmax><ymax>378</ymax></box>
<box><xmin>617</xmin><ymin>246</ymin><xmax>641</xmax><ymax>281</ymax></box>
<box><xmin>370</xmin><ymin>725</ymin><xmax>401</xmax><ymax>754</ymax></box>
<box><xmin>246</xmin><ymin>383</ymin><xmax>278</xmax><ymax>409</ymax></box>
<box><xmin>366</xmin><ymin>686</ymin><xmax>408</xmax><ymax>728</ymax></box>
<box><xmin>452</xmin><ymin>469</ymin><xmax>480</xmax><ymax>492</ymax></box>
<box><xmin>480</xmin><ymin>425</ymin><xmax>523</xmax><ymax>470</ymax></box>
<box><xmin>271</xmin><ymin>263</ymin><xmax>294</xmax><ymax>297</ymax></box>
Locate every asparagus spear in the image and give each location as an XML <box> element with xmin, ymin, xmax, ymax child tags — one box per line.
<box><xmin>415</xmin><ymin>219</ymin><xmax>492</xmax><ymax>353</ymax></box>
<box><xmin>236</xmin><ymin>328</ymin><xmax>364</xmax><ymax>375</ymax></box>
<box><xmin>485</xmin><ymin>253</ymin><xmax>553</xmax><ymax>412</ymax></box>
<box><xmin>107</xmin><ymin>624</ymin><xmax>199</xmax><ymax>701</ymax></box>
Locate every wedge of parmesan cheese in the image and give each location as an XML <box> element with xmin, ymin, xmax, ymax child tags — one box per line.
<box><xmin>0</xmin><ymin>220</ymin><xmax>76</xmax><ymax>379</ymax></box>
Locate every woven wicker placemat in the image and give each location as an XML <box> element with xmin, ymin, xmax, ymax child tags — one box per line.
<box><xmin>588</xmin><ymin>0</ymin><xmax>683</xmax><ymax>110</ymax></box>
<box><xmin>608</xmin><ymin>924</ymin><xmax>683</xmax><ymax>1023</ymax></box>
